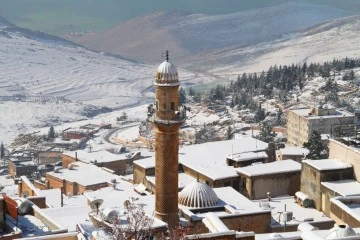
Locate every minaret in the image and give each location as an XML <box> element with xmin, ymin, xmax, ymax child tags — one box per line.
<box><xmin>148</xmin><ymin>51</ymin><xmax>185</xmax><ymax>225</ymax></box>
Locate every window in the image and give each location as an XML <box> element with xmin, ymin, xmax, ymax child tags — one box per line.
<box><xmin>155</xmin><ymin>101</ymin><xmax>158</xmax><ymax>110</ymax></box>
<box><xmin>171</xmin><ymin>102</ymin><xmax>175</xmax><ymax>110</ymax></box>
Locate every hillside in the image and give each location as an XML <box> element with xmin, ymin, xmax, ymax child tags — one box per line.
<box><xmin>0</xmin><ymin>18</ymin><xmax>212</xmax><ymax>143</ymax></box>
<box><xmin>187</xmin><ymin>15</ymin><xmax>360</xmax><ymax>76</ymax></box>
<box><xmin>67</xmin><ymin>2</ymin><xmax>353</xmax><ymax>63</ymax></box>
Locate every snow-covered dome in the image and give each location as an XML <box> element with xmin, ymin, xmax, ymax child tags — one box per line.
<box><xmin>155</xmin><ymin>60</ymin><xmax>179</xmax><ymax>86</ymax></box>
<box><xmin>178</xmin><ymin>182</ymin><xmax>219</xmax><ymax>208</ymax></box>
<box><xmin>325</xmin><ymin>224</ymin><xmax>357</xmax><ymax>239</ymax></box>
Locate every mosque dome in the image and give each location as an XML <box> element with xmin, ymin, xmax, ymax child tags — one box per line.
<box><xmin>179</xmin><ymin>182</ymin><xmax>219</xmax><ymax>208</ymax></box>
<box><xmin>155</xmin><ymin>60</ymin><xmax>179</xmax><ymax>86</ymax></box>
<box><xmin>325</xmin><ymin>224</ymin><xmax>357</xmax><ymax>239</ymax></box>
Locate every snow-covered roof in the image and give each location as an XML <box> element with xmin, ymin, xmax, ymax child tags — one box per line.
<box><xmin>303</xmin><ymin>159</ymin><xmax>352</xmax><ymax>171</ymax></box>
<box><xmin>321</xmin><ymin>180</ymin><xmax>360</xmax><ymax>197</ymax></box>
<box><xmin>62</xmin><ymin>150</ymin><xmax>127</xmax><ymax>163</ymax></box>
<box><xmin>230</xmin><ymin>151</ymin><xmax>267</xmax><ymax>162</ymax></box>
<box><xmin>290</xmin><ymin>108</ymin><xmax>354</xmax><ymax>119</ymax></box>
<box><xmin>253</xmin><ymin>195</ymin><xmax>333</xmax><ymax>228</ymax></box>
<box><xmin>46</xmin><ymin>162</ymin><xmax>121</xmax><ymax>186</ymax></box>
<box><xmin>134</xmin><ymin>157</ymin><xmax>155</xmax><ymax>169</ymax></box>
<box><xmin>236</xmin><ymin>160</ymin><xmax>301</xmax><ymax>177</ymax></box>
<box><xmin>179</xmin><ymin>182</ymin><xmax>219</xmax><ymax>208</ymax></box>
<box><xmin>278</xmin><ymin>147</ymin><xmax>309</xmax><ymax>156</ymax></box>
<box><xmin>134</xmin><ymin>137</ymin><xmax>268</xmax><ymax>181</ymax></box>
<box><xmin>331</xmin><ymin>196</ymin><xmax>360</xmax><ymax>222</ymax></box>
<box><xmin>146</xmin><ymin>172</ymin><xmax>196</xmax><ymax>190</ymax></box>
<box><xmin>40</xmin><ymin>205</ymin><xmax>92</xmax><ymax>231</ymax></box>
<box><xmin>179</xmin><ymin>137</ymin><xmax>268</xmax><ymax>180</ymax></box>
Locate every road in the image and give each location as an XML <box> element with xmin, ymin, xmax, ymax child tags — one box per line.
<box><xmin>103</xmin><ymin>122</ymin><xmax>140</xmax><ymax>145</ymax></box>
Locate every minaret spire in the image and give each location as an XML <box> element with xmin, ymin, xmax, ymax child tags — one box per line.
<box><xmin>165</xmin><ymin>50</ymin><xmax>169</xmax><ymax>62</ymax></box>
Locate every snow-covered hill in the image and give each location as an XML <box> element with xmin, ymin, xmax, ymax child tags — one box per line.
<box><xmin>186</xmin><ymin>15</ymin><xmax>360</xmax><ymax>76</ymax></box>
<box><xmin>0</xmin><ymin>19</ymin><xmax>212</xmax><ymax>144</ymax></box>
<box><xmin>68</xmin><ymin>2</ymin><xmax>353</xmax><ymax>63</ymax></box>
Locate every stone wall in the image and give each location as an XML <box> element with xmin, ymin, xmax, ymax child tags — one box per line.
<box><xmin>330</xmin><ymin>198</ymin><xmax>360</xmax><ymax>227</ymax></box>
<box><xmin>301</xmin><ymin>162</ymin><xmax>353</xmax><ymax>211</ymax></box>
<box><xmin>248</xmin><ymin>172</ymin><xmax>300</xmax><ymax>199</ymax></box>
<box><xmin>329</xmin><ymin>139</ymin><xmax>360</xmax><ymax>181</ymax></box>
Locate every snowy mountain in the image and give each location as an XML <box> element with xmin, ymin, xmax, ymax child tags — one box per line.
<box><xmin>189</xmin><ymin>15</ymin><xmax>360</xmax><ymax>76</ymax></box>
<box><xmin>67</xmin><ymin>2</ymin><xmax>353</xmax><ymax>63</ymax></box>
<box><xmin>0</xmin><ymin>19</ymin><xmax>211</xmax><ymax>144</ymax></box>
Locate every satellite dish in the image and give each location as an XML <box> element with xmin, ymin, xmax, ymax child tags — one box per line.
<box><xmin>102</xmin><ymin>208</ymin><xmax>119</xmax><ymax>223</ymax></box>
<box><xmin>67</xmin><ymin>192</ymin><xmax>72</xmax><ymax>198</ymax></box>
<box><xmin>67</xmin><ymin>164</ymin><xmax>73</xmax><ymax>170</ymax></box>
<box><xmin>21</xmin><ymin>191</ymin><xmax>29</xmax><ymax>198</ymax></box>
<box><xmin>90</xmin><ymin>198</ymin><xmax>104</xmax><ymax>214</ymax></box>
<box><xmin>18</xmin><ymin>200</ymin><xmax>33</xmax><ymax>215</ymax></box>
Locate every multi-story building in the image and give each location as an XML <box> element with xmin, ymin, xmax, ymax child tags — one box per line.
<box><xmin>287</xmin><ymin>106</ymin><xmax>355</xmax><ymax>146</ymax></box>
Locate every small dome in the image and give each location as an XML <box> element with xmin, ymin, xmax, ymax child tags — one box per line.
<box><xmin>325</xmin><ymin>224</ymin><xmax>357</xmax><ymax>239</ymax></box>
<box><xmin>155</xmin><ymin>60</ymin><xmax>179</xmax><ymax>86</ymax></box>
<box><xmin>179</xmin><ymin>182</ymin><xmax>218</xmax><ymax>208</ymax></box>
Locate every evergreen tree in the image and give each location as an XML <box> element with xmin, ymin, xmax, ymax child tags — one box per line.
<box><xmin>48</xmin><ymin>125</ymin><xmax>55</xmax><ymax>139</ymax></box>
<box><xmin>256</xmin><ymin>123</ymin><xmax>276</xmax><ymax>143</ymax></box>
<box><xmin>303</xmin><ymin>131</ymin><xmax>328</xmax><ymax>160</ymax></box>
<box><xmin>188</xmin><ymin>87</ymin><xmax>196</xmax><ymax>96</ymax></box>
<box><xmin>226</xmin><ymin>126</ymin><xmax>233</xmax><ymax>140</ymax></box>
<box><xmin>276</xmin><ymin>109</ymin><xmax>284</xmax><ymax>126</ymax></box>
<box><xmin>179</xmin><ymin>87</ymin><xmax>187</xmax><ymax>105</ymax></box>
<box><xmin>254</xmin><ymin>104</ymin><xmax>266</xmax><ymax>123</ymax></box>
<box><xmin>0</xmin><ymin>142</ymin><xmax>4</xmax><ymax>159</ymax></box>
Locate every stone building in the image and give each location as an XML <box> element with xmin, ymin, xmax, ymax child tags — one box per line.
<box><xmin>300</xmin><ymin>159</ymin><xmax>353</xmax><ymax>211</ymax></box>
<box><xmin>287</xmin><ymin>106</ymin><xmax>355</xmax><ymax>146</ymax></box>
<box><xmin>236</xmin><ymin>160</ymin><xmax>301</xmax><ymax>199</ymax></box>
<box><xmin>61</xmin><ymin>149</ymin><xmax>141</xmax><ymax>175</ymax></box>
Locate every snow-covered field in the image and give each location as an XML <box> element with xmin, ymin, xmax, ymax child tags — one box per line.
<box><xmin>0</xmin><ymin>21</ymin><xmax>212</xmax><ymax>144</ymax></box>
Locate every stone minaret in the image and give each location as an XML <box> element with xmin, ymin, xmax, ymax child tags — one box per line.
<box><xmin>148</xmin><ymin>51</ymin><xmax>185</xmax><ymax>225</ymax></box>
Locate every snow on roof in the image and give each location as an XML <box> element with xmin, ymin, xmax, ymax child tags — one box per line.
<box><xmin>290</xmin><ymin>108</ymin><xmax>354</xmax><ymax>119</ymax></box>
<box><xmin>146</xmin><ymin>172</ymin><xmax>196</xmax><ymax>190</ymax></box>
<box><xmin>18</xmin><ymin>215</ymin><xmax>50</xmax><ymax>236</ymax></box>
<box><xmin>39</xmin><ymin>189</ymin><xmax>61</xmax><ymax>208</ymax></box>
<box><xmin>331</xmin><ymin>196</ymin><xmax>360</xmax><ymax>222</ymax></box>
<box><xmin>40</xmin><ymin>205</ymin><xmax>92</xmax><ymax>231</ymax></box>
<box><xmin>303</xmin><ymin>159</ymin><xmax>352</xmax><ymax>171</ymax></box>
<box><xmin>134</xmin><ymin>157</ymin><xmax>155</xmax><ymax>169</ymax></box>
<box><xmin>321</xmin><ymin>180</ymin><xmax>360</xmax><ymax>197</ymax></box>
<box><xmin>236</xmin><ymin>160</ymin><xmax>301</xmax><ymax>177</ymax></box>
<box><xmin>63</xmin><ymin>150</ymin><xmax>127</xmax><ymax>163</ymax></box>
<box><xmin>253</xmin><ymin>196</ymin><xmax>333</xmax><ymax>227</ymax></box>
<box><xmin>47</xmin><ymin>162</ymin><xmax>121</xmax><ymax>186</ymax></box>
<box><xmin>179</xmin><ymin>137</ymin><xmax>268</xmax><ymax>180</ymax></box>
<box><xmin>134</xmin><ymin>137</ymin><xmax>268</xmax><ymax>181</ymax></box>
<box><xmin>230</xmin><ymin>151</ymin><xmax>267</xmax><ymax>162</ymax></box>
<box><xmin>279</xmin><ymin>147</ymin><xmax>309</xmax><ymax>156</ymax></box>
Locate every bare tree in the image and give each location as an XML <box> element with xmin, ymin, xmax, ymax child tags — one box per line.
<box><xmin>107</xmin><ymin>197</ymin><xmax>154</xmax><ymax>240</ymax></box>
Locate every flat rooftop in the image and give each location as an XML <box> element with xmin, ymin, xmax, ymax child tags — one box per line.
<box><xmin>134</xmin><ymin>137</ymin><xmax>268</xmax><ymax>181</ymax></box>
<box><xmin>46</xmin><ymin>161</ymin><xmax>121</xmax><ymax>186</ymax></box>
<box><xmin>229</xmin><ymin>151</ymin><xmax>267</xmax><ymax>162</ymax></box>
<box><xmin>331</xmin><ymin>196</ymin><xmax>360</xmax><ymax>222</ymax></box>
<box><xmin>146</xmin><ymin>172</ymin><xmax>196</xmax><ymax>190</ymax></box>
<box><xmin>278</xmin><ymin>147</ymin><xmax>309</xmax><ymax>156</ymax></box>
<box><xmin>63</xmin><ymin>149</ymin><xmax>130</xmax><ymax>163</ymax></box>
<box><xmin>236</xmin><ymin>160</ymin><xmax>301</xmax><ymax>177</ymax></box>
<box><xmin>290</xmin><ymin>108</ymin><xmax>354</xmax><ymax>119</ymax></box>
<box><xmin>322</xmin><ymin>179</ymin><xmax>360</xmax><ymax>197</ymax></box>
<box><xmin>253</xmin><ymin>196</ymin><xmax>333</xmax><ymax>228</ymax></box>
<box><xmin>303</xmin><ymin>159</ymin><xmax>352</xmax><ymax>171</ymax></box>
